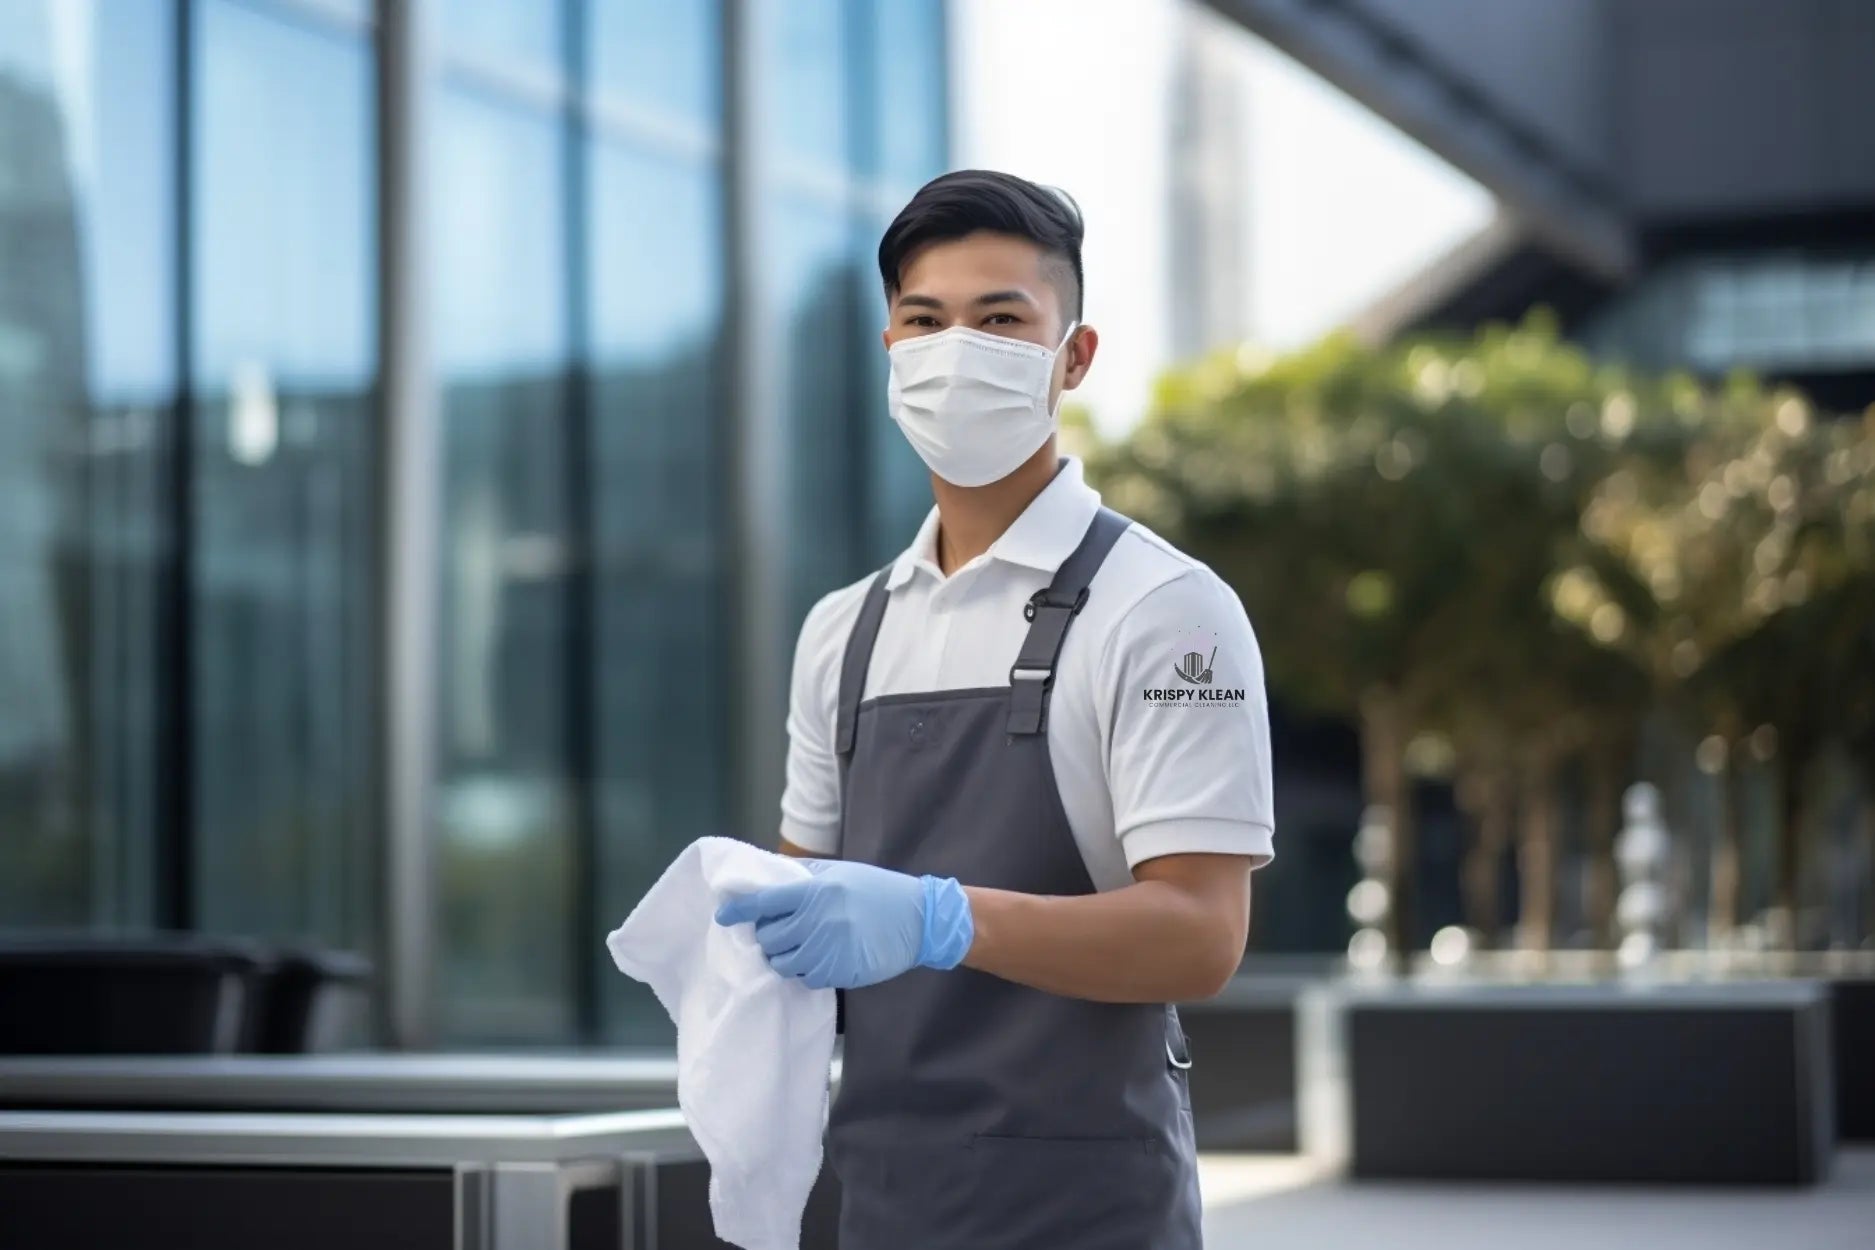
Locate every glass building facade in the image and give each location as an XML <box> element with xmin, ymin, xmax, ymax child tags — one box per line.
<box><xmin>0</xmin><ymin>0</ymin><xmax>947</xmax><ymax>1047</ymax></box>
<box><xmin>1581</xmin><ymin>251</ymin><xmax>1875</xmax><ymax>376</ymax></box>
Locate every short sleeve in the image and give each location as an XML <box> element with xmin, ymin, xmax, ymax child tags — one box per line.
<box><xmin>1099</xmin><ymin>569</ymin><xmax>1275</xmax><ymax>871</ymax></box>
<box><xmin>777</xmin><ymin>591</ymin><xmax>851</xmax><ymax>854</ymax></box>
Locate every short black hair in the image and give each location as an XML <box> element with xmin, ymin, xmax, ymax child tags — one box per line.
<box><xmin>878</xmin><ymin>169</ymin><xmax>1085</xmax><ymax>323</ymax></box>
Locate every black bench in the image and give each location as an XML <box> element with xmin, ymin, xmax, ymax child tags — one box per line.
<box><xmin>0</xmin><ymin>935</ymin><xmax>370</xmax><ymax>1056</ymax></box>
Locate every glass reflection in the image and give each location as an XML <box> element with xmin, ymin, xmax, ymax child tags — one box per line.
<box><xmin>190</xmin><ymin>0</ymin><xmax>376</xmax><ymax>947</ymax></box>
<box><xmin>0</xmin><ymin>0</ymin><xmax>173</xmax><ymax>929</ymax></box>
<box><xmin>771</xmin><ymin>197</ymin><xmax>864</xmax><ymax>634</ymax></box>
<box><xmin>434</xmin><ymin>87</ymin><xmax>575</xmax><ymax>1044</ymax></box>
<box><xmin>871</xmin><ymin>0</ymin><xmax>947</xmax><ymax>188</ymax></box>
<box><xmin>856</xmin><ymin>222</ymin><xmax>932</xmax><ymax>566</ymax></box>
<box><xmin>589</xmin><ymin>141</ymin><xmax>727</xmax><ymax>1045</ymax></box>
<box><xmin>0</xmin><ymin>0</ymin><xmax>956</xmax><ymax>1050</ymax></box>
<box><xmin>440</xmin><ymin>0</ymin><xmax>565</xmax><ymax>82</ymax></box>
<box><xmin>763</xmin><ymin>0</ymin><xmax>848</xmax><ymax>175</ymax></box>
<box><xmin>588</xmin><ymin>0</ymin><xmax>721</xmax><ymax>128</ymax></box>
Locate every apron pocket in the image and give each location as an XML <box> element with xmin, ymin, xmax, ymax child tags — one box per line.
<box><xmin>960</xmin><ymin>1134</ymin><xmax>1182</xmax><ymax>1250</ymax></box>
<box><xmin>834</xmin><ymin>1134</ymin><xmax>1186</xmax><ymax>1250</ymax></box>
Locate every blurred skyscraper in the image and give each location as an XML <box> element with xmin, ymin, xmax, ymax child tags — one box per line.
<box><xmin>0</xmin><ymin>0</ymin><xmax>948</xmax><ymax>1049</ymax></box>
<box><xmin>1168</xmin><ymin>2</ymin><xmax>1253</xmax><ymax>358</ymax></box>
<box><xmin>0</xmin><ymin>73</ymin><xmax>80</xmax><ymax>772</ymax></box>
<box><xmin>951</xmin><ymin>0</ymin><xmax>1493</xmax><ymax>432</ymax></box>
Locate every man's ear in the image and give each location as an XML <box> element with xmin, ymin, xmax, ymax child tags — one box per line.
<box><xmin>1064</xmin><ymin>325</ymin><xmax>1099</xmax><ymax>389</ymax></box>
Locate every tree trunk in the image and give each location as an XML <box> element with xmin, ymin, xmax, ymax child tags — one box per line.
<box><xmin>1458</xmin><ymin>764</ymin><xmax>1511</xmax><ymax>947</ymax></box>
<box><xmin>1774</xmin><ymin>746</ymin><xmax>1814</xmax><ymax>948</ymax></box>
<box><xmin>1516</xmin><ymin>748</ymin><xmax>1560</xmax><ymax>952</ymax></box>
<box><xmin>1583</xmin><ymin>740</ymin><xmax>1627</xmax><ymax>949</ymax></box>
<box><xmin>1863</xmin><ymin>789</ymin><xmax>1875</xmax><ymax>949</ymax></box>
<box><xmin>1359</xmin><ymin>687</ymin><xmax>1415</xmax><ymax>967</ymax></box>
<box><xmin>1710</xmin><ymin>744</ymin><xmax>1745</xmax><ymax>944</ymax></box>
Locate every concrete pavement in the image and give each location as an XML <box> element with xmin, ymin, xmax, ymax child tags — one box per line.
<box><xmin>1200</xmin><ymin>1150</ymin><xmax>1875</xmax><ymax>1250</ymax></box>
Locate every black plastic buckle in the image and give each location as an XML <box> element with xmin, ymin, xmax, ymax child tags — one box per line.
<box><xmin>1021</xmin><ymin>585</ymin><xmax>1090</xmax><ymax>623</ymax></box>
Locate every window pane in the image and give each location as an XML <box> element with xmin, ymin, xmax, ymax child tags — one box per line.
<box><xmin>588</xmin><ymin>142</ymin><xmax>727</xmax><ymax>1045</ymax></box>
<box><xmin>760</xmin><ymin>0</ymin><xmax>849</xmax><ymax>175</ymax></box>
<box><xmin>0</xmin><ymin>0</ymin><xmax>174</xmax><ymax>929</ymax></box>
<box><xmin>441</xmin><ymin>0</ymin><xmax>564</xmax><ymax>82</ymax></box>
<box><xmin>1584</xmin><ymin>252</ymin><xmax>1875</xmax><ymax>372</ymax></box>
<box><xmin>771</xmin><ymin>198</ymin><xmax>862</xmax><ymax>631</ymax></box>
<box><xmin>191</xmin><ymin>0</ymin><xmax>377</xmax><ymax>948</ymax></box>
<box><xmin>434</xmin><ymin>90</ymin><xmax>575</xmax><ymax>1044</ymax></box>
<box><xmin>856</xmin><ymin>220</ymin><xmax>930</xmax><ymax>565</ymax></box>
<box><xmin>588</xmin><ymin>0</ymin><xmax>720</xmax><ymax>128</ymax></box>
<box><xmin>871</xmin><ymin>0</ymin><xmax>946</xmax><ymax>188</ymax></box>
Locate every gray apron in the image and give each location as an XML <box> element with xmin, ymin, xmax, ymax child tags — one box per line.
<box><xmin>827</xmin><ymin>507</ymin><xmax>1203</xmax><ymax>1250</ymax></box>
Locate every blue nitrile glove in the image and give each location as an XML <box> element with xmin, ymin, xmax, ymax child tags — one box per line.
<box><xmin>713</xmin><ymin>859</ymin><xmax>974</xmax><ymax>991</ymax></box>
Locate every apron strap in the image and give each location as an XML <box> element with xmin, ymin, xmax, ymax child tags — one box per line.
<box><xmin>832</xmin><ymin>572</ymin><xmax>892</xmax><ymax>1039</ymax></box>
<box><xmin>1008</xmin><ymin>507</ymin><xmax>1132</xmax><ymax>736</ymax></box>
<box><xmin>835</xmin><ymin>567</ymin><xmax>894</xmax><ymax>758</ymax></box>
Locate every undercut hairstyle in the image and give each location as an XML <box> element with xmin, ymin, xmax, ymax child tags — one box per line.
<box><xmin>878</xmin><ymin>170</ymin><xmax>1085</xmax><ymax>323</ymax></box>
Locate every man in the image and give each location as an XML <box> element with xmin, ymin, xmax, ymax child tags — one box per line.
<box><xmin>716</xmin><ymin>170</ymin><xmax>1274</xmax><ymax>1249</ymax></box>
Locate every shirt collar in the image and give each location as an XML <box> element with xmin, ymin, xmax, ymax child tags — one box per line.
<box><xmin>886</xmin><ymin>457</ymin><xmax>1103</xmax><ymax>591</ymax></box>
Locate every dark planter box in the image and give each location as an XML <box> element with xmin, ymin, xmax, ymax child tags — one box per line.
<box><xmin>1178</xmin><ymin>975</ymin><xmax>1312</xmax><ymax>1150</ymax></box>
<box><xmin>1334</xmin><ymin>982</ymin><xmax>1834</xmax><ymax>1185</ymax></box>
<box><xmin>1832</xmin><ymin>978</ymin><xmax>1875</xmax><ymax>1142</ymax></box>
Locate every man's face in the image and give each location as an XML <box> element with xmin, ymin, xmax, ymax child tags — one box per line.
<box><xmin>883</xmin><ymin>231</ymin><xmax>1095</xmax><ymax>408</ymax></box>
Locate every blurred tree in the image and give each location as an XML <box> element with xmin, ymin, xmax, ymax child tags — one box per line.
<box><xmin>1092</xmin><ymin>317</ymin><xmax>1658</xmax><ymax>952</ymax></box>
<box><xmin>1544</xmin><ymin>377</ymin><xmax>1759</xmax><ymax>938</ymax></box>
<box><xmin>1835</xmin><ymin>417</ymin><xmax>1875</xmax><ymax>937</ymax></box>
<box><xmin>1091</xmin><ymin>315</ymin><xmax>1871</xmax><ymax>957</ymax></box>
<box><xmin>1092</xmin><ymin>334</ymin><xmax>1450</xmax><ymax>957</ymax></box>
<box><xmin>1694</xmin><ymin>404</ymin><xmax>1859</xmax><ymax>942</ymax></box>
<box><xmin>1554</xmin><ymin>387</ymin><xmax>1871</xmax><ymax>945</ymax></box>
<box><xmin>1401</xmin><ymin>323</ymin><xmax>1672</xmax><ymax>950</ymax></box>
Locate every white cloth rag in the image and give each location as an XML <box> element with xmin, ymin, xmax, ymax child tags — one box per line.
<box><xmin>605</xmin><ymin>837</ymin><xmax>836</xmax><ymax>1250</ymax></box>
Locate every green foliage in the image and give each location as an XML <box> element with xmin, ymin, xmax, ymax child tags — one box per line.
<box><xmin>1088</xmin><ymin>311</ymin><xmax>1874</xmax><ymax>933</ymax></box>
<box><xmin>1095</xmin><ymin>317</ymin><xmax>1686</xmax><ymax>749</ymax></box>
<box><xmin>1560</xmin><ymin>395</ymin><xmax>1875</xmax><ymax>761</ymax></box>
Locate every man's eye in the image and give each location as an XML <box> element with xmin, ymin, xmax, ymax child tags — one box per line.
<box><xmin>984</xmin><ymin>314</ymin><xmax>1018</xmax><ymax>327</ymax></box>
<box><xmin>906</xmin><ymin>316</ymin><xmax>940</xmax><ymax>328</ymax></box>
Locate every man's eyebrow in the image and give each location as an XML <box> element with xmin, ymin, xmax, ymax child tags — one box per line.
<box><xmin>893</xmin><ymin>289</ymin><xmax>1038</xmax><ymax>310</ymax></box>
<box><xmin>972</xmin><ymin>290</ymin><xmax>1037</xmax><ymax>307</ymax></box>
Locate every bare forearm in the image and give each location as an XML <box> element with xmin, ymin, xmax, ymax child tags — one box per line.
<box><xmin>778</xmin><ymin>838</ymin><xmax>827</xmax><ymax>859</ymax></box>
<box><xmin>961</xmin><ymin>876</ymin><xmax>1246</xmax><ymax>1003</ymax></box>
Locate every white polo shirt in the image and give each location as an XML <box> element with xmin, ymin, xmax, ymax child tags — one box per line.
<box><xmin>780</xmin><ymin>457</ymin><xmax>1274</xmax><ymax>891</ymax></box>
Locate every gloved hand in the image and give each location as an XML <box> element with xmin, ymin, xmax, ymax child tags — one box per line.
<box><xmin>714</xmin><ymin>859</ymin><xmax>974</xmax><ymax>990</ymax></box>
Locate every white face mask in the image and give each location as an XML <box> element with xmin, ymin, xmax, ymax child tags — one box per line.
<box><xmin>886</xmin><ymin>320</ymin><xmax>1080</xmax><ymax>487</ymax></box>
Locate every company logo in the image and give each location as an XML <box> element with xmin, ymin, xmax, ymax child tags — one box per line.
<box><xmin>1173</xmin><ymin>646</ymin><xmax>1216</xmax><ymax>685</ymax></box>
<box><xmin>1144</xmin><ymin>628</ymin><xmax>1245</xmax><ymax>707</ymax></box>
